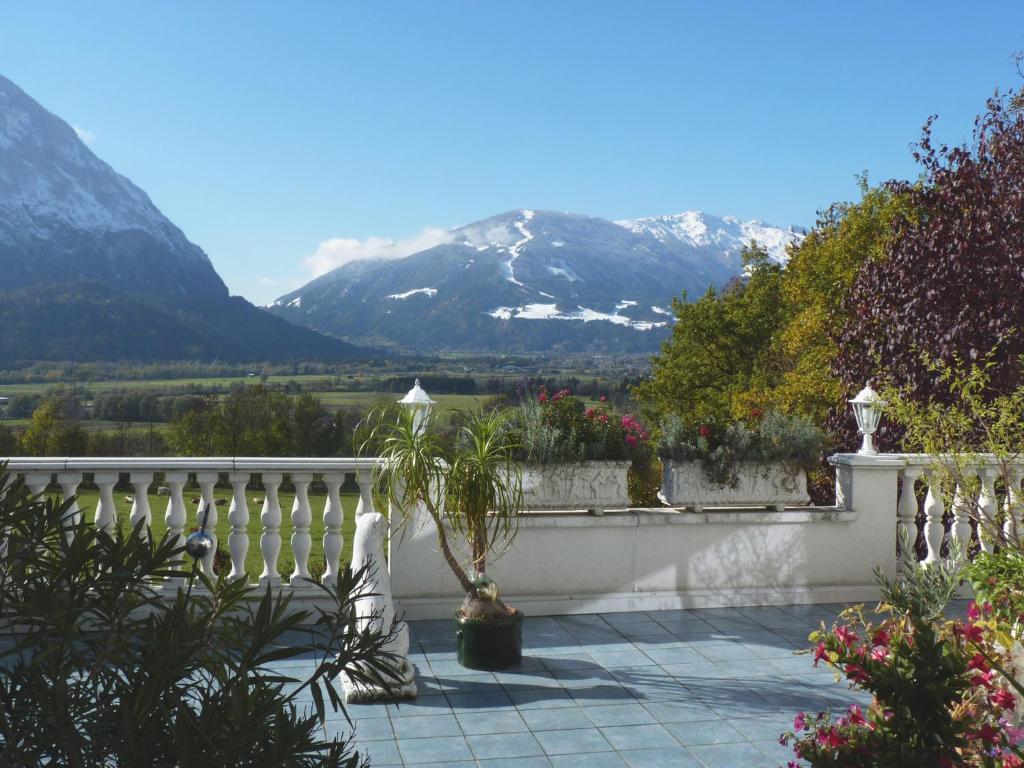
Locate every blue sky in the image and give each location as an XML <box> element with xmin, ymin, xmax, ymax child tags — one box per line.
<box><xmin>2</xmin><ymin>2</ymin><xmax>1023</xmax><ymax>304</ymax></box>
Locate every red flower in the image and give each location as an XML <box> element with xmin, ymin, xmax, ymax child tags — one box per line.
<box><xmin>848</xmin><ymin>704</ymin><xmax>867</xmax><ymax>727</ymax></box>
<box><xmin>968</xmin><ymin>600</ymin><xmax>981</xmax><ymax>622</ymax></box>
<box><xmin>834</xmin><ymin>625</ymin><xmax>859</xmax><ymax>647</ymax></box>
<box><xmin>844</xmin><ymin>663</ymin><xmax>870</xmax><ymax>683</ymax></box>
<box><xmin>991</xmin><ymin>689</ymin><xmax>1016</xmax><ymax>710</ymax></box>
<box><xmin>954</xmin><ymin>621</ymin><xmax>985</xmax><ymax>644</ymax></box>
<box><xmin>585</xmin><ymin>408</ymin><xmax>595</xmax><ymax>418</ymax></box>
<box><xmin>750</xmin><ymin>407</ymin><xmax>764</xmax><ymax>418</ymax></box>
<box><xmin>813</xmin><ymin>642</ymin><xmax>828</xmax><ymax>667</ymax></box>
<box><xmin>968</xmin><ymin>652</ymin><xmax>990</xmax><ymax>672</ymax></box>
<box><xmin>816</xmin><ymin>727</ymin><xmax>846</xmax><ymax>748</ymax></box>
<box><xmin>971</xmin><ymin>669</ymin><xmax>994</xmax><ymax>689</ymax></box>
<box><xmin>698</xmin><ymin>425</ymin><xmax>711</xmax><ymax>438</ymax></box>
<box><xmin>538</xmin><ymin>391</ymin><xmax>548</xmax><ymax>403</ymax></box>
<box><xmin>977</xmin><ymin>723</ymin><xmax>1002</xmax><ymax>744</ymax></box>
<box><xmin>871</xmin><ymin>627</ymin><xmax>891</xmax><ymax>647</ymax></box>
<box><xmin>1003</xmin><ymin>753</ymin><xmax>1023</xmax><ymax>768</ymax></box>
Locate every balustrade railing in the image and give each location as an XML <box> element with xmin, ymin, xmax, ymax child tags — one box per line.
<box><xmin>3</xmin><ymin>457</ymin><xmax>381</xmax><ymax>589</ymax></box>
<box><xmin>882</xmin><ymin>454</ymin><xmax>1023</xmax><ymax>565</ymax></box>
<box><xmin>1</xmin><ymin>456</ymin><xmax>417</xmax><ymax>701</ymax></box>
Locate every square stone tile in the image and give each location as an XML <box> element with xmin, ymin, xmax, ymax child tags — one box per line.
<box><xmin>352</xmin><ymin>738</ymin><xmax>401</xmax><ymax>766</ymax></box>
<box><xmin>467</xmin><ymin>731</ymin><xmax>546</xmax><ymax>760</ymax></box>
<box><xmin>396</xmin><ymin>734</ymin><xmax>473</xmax><ymax>764</ymax></box>
<box><xmin>688</xmin><ymin>740</ymin><xmax>773</xmax><ymax>768</ymax></box>
<box><xmin>664</xmin><ymin>719</ymin><xmax>745</xmax><ymax>746</ymax></box>
<box><xmin>535</xmin><ymin>727</ymin><xmax>614</xmax><ymax>755</ymax></box>
<box><xmin>390</xmin><ymin>713</ymin><xmax>462</xmax><ymax>740</ymax></box>
<box><xmin>582</xmin><ymin>702</ymin><xmax>657</xmax><ymax>727</ymax></box>
<box><xmin>456</xmin><ymin>709</ymin><xmax>529</xmax><ymax>735</ymax></box>
<box><xmin>620</xmin><ymin>746</ymin><xmax>702</xmax><ymax>767</ymax></box>
<box><xmin>599</xmin><ymin>723</ymin><xmax>679</xmax><ymax>750</ymax></box>
<box><xmin>479</xmin><ymin>758</ymin><xmax>555</xmax><ymax>768</ymax></box>
<box><xmin>521</xmin><ymin>706</ymin><xmax>593</xmax><ymax>731</ymax></box>
<box><xmin>549</xmin><ymin>752</ymin><xmax>628</xmax><ymax>767</ymax></box>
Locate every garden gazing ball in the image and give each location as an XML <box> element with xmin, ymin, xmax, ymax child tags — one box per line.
<box><xmin>185</xmin><ymin>530</ymin><xmax>213</xmax><ymax>560</ymax></box>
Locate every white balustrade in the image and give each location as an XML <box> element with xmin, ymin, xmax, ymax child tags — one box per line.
<box><xmin>195</xmin><ymin>472</ymin><xmax>219</xmax><ymax>576</ymax></box>
<box><xmin>290</xmin><ymin>473</ymin><xmax>313</xmax><ymax>582</ymax></box>
<box><xmin>93</xmin><ymin>472</ymin><xmax>119</xmax><ymax>534</ymax></box>
<box><xmin>129</xmin><ymin>472</ymin><xmax>153</xmax><ymax>540</ymax></box>
<box><xmin>951</xmin><ymin>479</ymin><xmax>973</xmax><ymax>560</ymax></box>
<box><xmin>896</xmin><ymin>466</ymin><xmax>920</xmax><ymax>561</ymax></box>
<box><xmin>922</xmin><ymin>470</ymin><xmax>946</xmax><ymax>564</ymax></box>
<box><xmin>227</xmin><ymin>473</ymin><xmax>250</xmax><ymax>581</ymax></box>
<box><xmin>978</xmin><ymin>468</ymin><xmax>998</xmax><ymax>553</ymax></box>
<box><xmin>56</xmin><ymin>471</ymin><xmax>82</xmax><ymax>537</ymax></box>
<box><xmin>321</xmin><ymin>472</ymin><xmax>345</xmax><ymax>586</ymax></box>
<box><xmin>1006</xmin><ymin>468</ymin><xmax>1023</xmax><ymax>545</ymax></box>
<box><xmin>259</xmin><ymin>472</ymin><xmax>283</xmax><ymax>585</ymax></box>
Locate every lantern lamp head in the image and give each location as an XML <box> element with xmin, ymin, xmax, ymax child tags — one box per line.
<box><xmin>850</xmin><ymin>383</ymin><xmax>886</xmax><ymax>455</ymax></box>
<box><xmin>398</xmin><ymin>378</ymin><xmax>436</xmax><ymax>432</ymax></box>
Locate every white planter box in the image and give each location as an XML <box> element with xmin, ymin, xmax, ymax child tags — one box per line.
<box><xmin>519</xmin><ymin>461</ymin><xmax>630</xmax><ymax>514</ymax></box>
<box><xmin>660</xmin><ymin>460</ymin><xmax>809</xmax><ymax>512</ymax></box>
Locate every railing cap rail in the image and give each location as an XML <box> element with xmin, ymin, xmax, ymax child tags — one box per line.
<box><xmin>0</xmin><ymin>457</ymin><xmax>379</xmax><ymax>473</ymax></box>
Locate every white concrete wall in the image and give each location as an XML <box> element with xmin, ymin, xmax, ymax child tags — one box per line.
<box><xmin>390</xmin><ymin>453</ymin><xmax>901</xmax><ymax>620</ymax></box>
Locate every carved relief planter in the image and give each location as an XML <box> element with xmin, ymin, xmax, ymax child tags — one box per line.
<box><xmin>519</xmin><ymin>460</ymin><xmax>630</xmax><ymax>515</ymax></box>
<box><xmin>660</xmin><ymin>460</ymin><xmax>809</xmax><ymax>512</ymax></box>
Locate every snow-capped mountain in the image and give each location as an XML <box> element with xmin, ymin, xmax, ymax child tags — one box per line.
<box><xmin>270</xmin><ymin>209</ymin><xmax>802</xmax><ymax>354</ymax></box>
<box><xmin>616</xmin><ymin>211</ymin><xmax>802</xmax><ymax>265</ymax></box>
<box><xmin>0</xmin><ymin>74</ymin><xmax>368</xmax><ymax>362</ymax></box>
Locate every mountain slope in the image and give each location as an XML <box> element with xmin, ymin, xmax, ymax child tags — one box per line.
<box><xmin>270</xmin><ymin>209</ymin><xmax>802</xmax><ymax>354</ymax></box>
<box><xmin>0</xmin><ymin>74</ymin><xmax>369</xmax><ymax>362</ymax></box>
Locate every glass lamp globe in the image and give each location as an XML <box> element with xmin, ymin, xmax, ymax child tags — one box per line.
<box><xmin>850</xmin><ymin>383</ymin><xmax>885</xmax><ymax>455</ymax></box>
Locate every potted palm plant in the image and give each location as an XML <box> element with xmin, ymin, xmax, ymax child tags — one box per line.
<box><xmin>366</xmin><ymin>403</ymin><xmax>525</xmax><ymax>670</ymax></box>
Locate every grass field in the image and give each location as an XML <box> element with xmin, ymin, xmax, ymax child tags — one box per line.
<box><xmin>64</xmin><ymin>486</ymin><xmax>366</xmax><ymax>582</ymax></box>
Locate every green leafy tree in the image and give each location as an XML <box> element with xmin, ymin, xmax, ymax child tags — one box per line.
<box><xmin>0</xmin><ymin>469</ymin><xmax>401</xmax><ymax>765</ymax></box>
<box><xmin>18</xmin><ymin>394</ymin><xmax>87</xmax><ymax>456</ymax></box>
<box><xmin>636</xmin><ymin>243</ymin><xmax>785</xmax><ymax>426</ymax></box>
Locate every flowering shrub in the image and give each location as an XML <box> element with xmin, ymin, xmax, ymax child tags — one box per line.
<box><xmin>784</xmin><ymin>556</ymin><xmax>1024</xmax><ymax>767</ymax></box>
<box><xmin>512</xmin><ymin>388</ymin><xmax>649</xmax><ymax>464</ymax></box>
<box><xmin>657</xmin><ymin>409</ymin><xmax>825</xmax><ymax>488</ymax></box>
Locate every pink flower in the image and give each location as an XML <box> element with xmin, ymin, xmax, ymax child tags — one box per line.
<box><xmin>992</xmin><ymin>689</ymin><xmax>1016</xmax><ymax>710</ymax></box>
<box><xmin>598</xmin><ymin>414</ymin><xmax>608</xmax><ymax>423</ymax></box>
<box><xmin>698</xmin><ymin>425</ymin><xmax>711</xmax><ymax>438</ymax></box>
<box><xmin>870</xmin><ymin>645</ymin><xmax>890</xmax><ymax>662</ymax></box>
<box><xmin>625</xmin><ymin>435</ymin><xmax>638</xmax><ymax>447</ymax></box>
<box><xmin>844</xmin><ymin>663</ymin><xmax>870</xmax><ymax>684</ymax></box>
<box><xmin>968</xmin><ymin>652</ymin><xmax>990</xmax><ymax>672</ymax></box>
<box><xmin>585</xmin><ymin>408</ymin><xmax>595</xmax><ymax>418</ymax></box>
<box><xmin>599</xmin><ymin>395</ymin><xmax>607</xmax><ymax>402</ymax></box>
<box><xmin>793</xmin><ymin>712</ymin><xmax>806</xmax><ymax>731</ymax></box>
<box><xmin>972</xmin><ymin>669</ymin><xmax>994</xmax><ymax>689</ymax></box>
<box><xmin>834</xmin><ymin>625</ymin><xmax>859</xmax><ymax>648</ymax></box>
<box><xmin>848</xmin><ymin>704</ymin><xmax>867</xmax><ymax>726</ymax></box>
<box><xmin>1002</xmin><ymin>753</ymin><xmax>1023</xmax><ymax>768</ymax></box>
<box><xmin>813</xmin><ymin>642</ymin><xmax>828</xmax><ymax>667</ymax></box>
<box><xmin>816</xmin><ymin>727</ymin><xmax>846</xmax><ymax>748</ymax></box>
<box><xmin>538</xmin><ymin>391</ymin><xmax>548</xmax><ymax>403</ymax></box>
<box><xmin>871</xmin><ymin>627</ymin><xmax>891</xmax><ymax>647</ymax></box>
<box><xmin>968</xmin><ymin>600</ymin><xmax>982</xmax><ymax>622</ymax></box>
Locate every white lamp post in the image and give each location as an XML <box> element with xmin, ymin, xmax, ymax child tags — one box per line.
<box><xmin>850</xmin><ymin>383</ymin><xmax>885</xmax><ymax>455</ymax></box>
<box><xmin>398</xmin><ymin>378</ymin><xmax>436</xmax><ymax>433</ymax></box>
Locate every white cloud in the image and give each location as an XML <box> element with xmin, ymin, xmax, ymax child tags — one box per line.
<box><xmin>72</xmin><ymin>125</ymin><xmax>96</xmax><ymax>145</ymax></box>
<box><xmin>304</xmin><ymin>227</ymin><xmax>453</xmax><ymax>277</ymax></box>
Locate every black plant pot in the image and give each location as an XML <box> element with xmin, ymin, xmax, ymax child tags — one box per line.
<box><xmin>455</xmin><ymin>610</ymin><xmax>524</xmax><ymax>670</ymax></box>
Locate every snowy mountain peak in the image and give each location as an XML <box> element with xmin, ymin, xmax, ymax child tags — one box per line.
<box><xmin>615</xmin><ymin>210</ymin><xmax>802</xmax><ymax>264</ymax></box>
<box><xmin>0</xmin><ymin>73</ymin><xmax>226</xmax><ymax>301</ymax></box>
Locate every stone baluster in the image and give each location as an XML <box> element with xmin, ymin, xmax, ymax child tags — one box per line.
<box><xmin>129</xmin><ymin>472</ymin><xmax>154</xmax><ymax>540</ymax></box>
<box><xmin>290</xmin><ymin>473</ymin><xmax>313</xmax><ymax>583</ymax></box>
<box><xmin>977</xmin><ymin>468</ymin><xmax>999</xmax><ymax>553</ymax></box>
<box><xmin>321</xmin><ymin>471</ymin><xmax>345</xmax><ymax>586</ymax></box>
<box><xmin>93</xmin><ymin>472</ymin><xmax>119</xmax><ymax>534</ymax></box>
<box><xmin>897</xmin><ymin>466</ymin><xmax>921</xmax><ymax>564</ymax></box>
<box><xmin>342</xmin><ymin>468</ymin><xmax>416</xmax><ymax>703</ymax></box>
<box><xmin>951</xmin><ymin>476</ymin><xmax>974</xmax><ymax>561</ymax></box>
<box><xmin>164</xmin><ymin>472</ymin><xmax>188</xmax><ymax>581</ymax></box>
<box><xmin>1005</xmin><ymin>468</ymin><xmax>1024</xmax><ymax>545</ymax></box>
<box><xmin>23</xmin><ymin>472</ymin><xmax>51</xmax><ymax>498</ymax></box>
<box><xmin>227</xmin><ymin>473</ymin><xmax>250</xmax><ymax>581</ymax></box>
<box><xmin>923</xmin><ymin>470</ymin><xmax>946</xmax><ymax>565</ymax></box>
<box><xmin>259</xmin><ymin>473</ymin><xmax>283</xmax><ymax>585</ymax></box>
<box><xmin>195</xmin><ymin>472</ymin><xmax>220</xmax><ymax>577</ymax></box>
<box><xmin>56</xmin><ymin>471</ymin><xmax>82</xmax><ymax>540</ymax></box>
